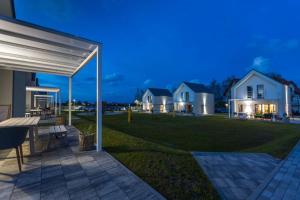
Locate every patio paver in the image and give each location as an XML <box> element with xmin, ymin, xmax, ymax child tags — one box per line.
<box><xmin>192</xmin><ymin>152</ymin><xmax>280</xmax><ymax>200</ymax></box>
<box><xmin>250</xmin><ymin>141</ymin><xmax>300</xmax><ymax>200</ymax></box>
<box><xmin>0</xmin><ymin>126</ymin><xmax>165</xmax><ymax>200</ymax></box>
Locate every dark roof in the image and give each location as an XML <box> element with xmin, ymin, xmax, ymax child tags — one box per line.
<box><xmin>183</xmin><ymin>81</ymin><xmax>211</xmax><ymax>93</ymax></box>
<box><xmin>148</xmin><ymin>88</ymin><xmax>172</xmax><ymax>97</ymax></box>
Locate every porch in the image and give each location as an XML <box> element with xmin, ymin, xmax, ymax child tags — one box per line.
<box><xmin>228</xmin><ymin>99</ymin><xmax>279</xmax><ymax>119</ymax></box>
<box><xmin>0</xmin><ymin>126</ymin><xmax>165</xmax><ymax>200</ymax></box>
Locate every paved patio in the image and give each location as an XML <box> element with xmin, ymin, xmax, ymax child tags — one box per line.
<box><xmin>193</xmin><ymin>152</ymin><xmax>280</xmax><ymax>200</ymax></box>
<box><xmin>250</xmin><ymin>141</ymin><xmax>300</xmax><ymax>200</ymax></box>
<box><xmin>0</xmin><ymin>126</ymin><xmax>165</xmax><ymax>200</ymax></box>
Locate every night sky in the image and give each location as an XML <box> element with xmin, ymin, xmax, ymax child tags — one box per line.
<box><xmin>14</xmin><ymin>0</ymin><xmax>300</xmax><ymax>103</ymax></box>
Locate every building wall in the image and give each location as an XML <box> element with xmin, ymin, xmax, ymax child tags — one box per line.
<box><xmin>193</xmin><ymin>93</ymin><xmax>215</xmax><ymax>115</ymax></box>
<box><xmin>142</xmin><ymin>90</ymin><xmax>173</xmax><ymax>113</ymax></box>
<box><xmin>173</xmin><ymin>83</ymin><xmax>196</xmax><ymax>103</ymax></box>
<box><xmin>0</xmin><ymin>0</ymin><xmax>15</xmax><ymax>17</ymax></box>
<box><xmin>0</xmin><ymin>69</ymin><xmax>13</xmax><ymax>106</ymax></box>
<box><xmin>231</xmin><ymin>72</ymin><xmax>291</xmax><ymax>117</ymax></box>
<box><xmin>12</xmin><ymin>72</ymin><xmax>27</xmax><ymax>117</ymax></box>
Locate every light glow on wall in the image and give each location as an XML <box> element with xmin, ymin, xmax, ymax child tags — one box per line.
<box><xmin>244</xmin><ymin>100</ymin><xmax>253</xmax><ymax>115</ymax></box>
<box><xmin>285</xmin><ymin>85</ymin><xmax>289</xmax><ymax>116</ymax></box>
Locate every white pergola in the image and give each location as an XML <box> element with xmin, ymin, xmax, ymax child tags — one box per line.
<box><xmin>26</xmin><ymin>86</ymin><xmax>61</xmax><ymax>115</ymax></box>
<box><xmin>0</xmin><ymin>16</ymin><xmax>102</xmax><ymax>151</ymax></box>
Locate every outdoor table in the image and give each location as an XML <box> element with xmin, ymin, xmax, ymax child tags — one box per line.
<box><xmin>0</xmin><ymin>117</ymin><xmax>40</xmax><ymax>155</ymax></box>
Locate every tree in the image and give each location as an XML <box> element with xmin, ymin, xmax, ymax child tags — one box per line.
<box><xmin>134</xmin><ymin>88</ymin><xmax>144</xmax><ymax>102</ymax></box>
<box><xmin>209</xmin><ymin>80</ymin><xmax>222</xmax><ymax>101</ymax></box>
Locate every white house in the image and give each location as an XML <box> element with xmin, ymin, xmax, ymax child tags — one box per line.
<box><xmin>142</xmin><ymin>88</ymin><xmax>173</xmax><ymax>113</ymax></box>
<box><xmin>228</xmin><ymin>69</ymin><xmax>300</xmax><ymax>118</ymax></box>
<box><xmin>173</xmin><ymin>82</ymin><xmax>214</xmax><ymax>115</ymax></box>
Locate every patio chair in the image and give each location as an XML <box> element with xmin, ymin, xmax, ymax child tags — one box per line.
<box><xmin>0</xmin><ymin>127</ymin><xmax>29</xmax><ymax>172</ymax></box>
<box><xmin>0</xmin><ymin>105</ymin><xmax>11</xmax><ymax>122</ymax></box>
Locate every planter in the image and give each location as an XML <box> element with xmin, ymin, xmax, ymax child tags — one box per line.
<box><xmin>79</xmin><ymin>133</ymin><xmax>95</xmax><ymax>151</ymax></box>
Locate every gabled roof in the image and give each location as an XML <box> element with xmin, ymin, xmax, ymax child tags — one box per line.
<box><xmin>225</xmin><ymin>69</ymin><xmax>300</xmax><ymax>96</ymax></box>
<box><xmin>183</xmin><ymin>81</ymin><xmax>211</xmax><ymax>93</ymax></box>
<box><xmin>148</xmin><ymin>88</ymin><xmax>172</xmax><ymax>97</ymax></box>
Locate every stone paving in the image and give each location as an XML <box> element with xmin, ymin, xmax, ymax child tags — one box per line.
<box><xmin>192</xmin><ymin>152</ymin><xmax>280</xmax><ymax>200</ymax></box>
<box><xmin>0</xmin><ymin>126</ymin><xmax>165</xmax><ymax>200</ymax></box>
<box><xmin>250</xmin><ymin>141</ymin><xmax>300</xmax><ymax>200</ymax></box>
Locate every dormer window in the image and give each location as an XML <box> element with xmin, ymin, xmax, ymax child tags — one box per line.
<box><xmin>257</xmin><ymin>85</ymin><xmax>264</xmax><ymax>99</ymax></box>
<box><xmin>247</xmin><ymin>86</ymin><xmax>253</xmax><ymax>99</ymax></box>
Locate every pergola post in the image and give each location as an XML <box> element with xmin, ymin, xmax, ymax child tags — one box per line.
<box><xmin>59</xmin><ymin>92</ymin><xmax>61</xmax><ymax>116</ymax></box>
<box><xmin>55</xmin><ymin>92</ymin><xmax>57</xmax><ymax>116</ymax></box>
<box><xmin>69</xmin><ymin>77</ymin><xmax>72</xmax><ymax>126</ymax></box>
<box><xmin>96</xmin><ymin>47</ymin><xmax>102</xmax><ymax>151</ymax></box>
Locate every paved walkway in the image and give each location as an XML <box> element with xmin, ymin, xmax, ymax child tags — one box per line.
<box><xmin>193</xmin><ymin>152</ymin><xmax>280</xmax><ymax>200</ymax></box>
<box><xmin>250</xmin><ymin>141</ymin><xmax>300</xmax><ymax>200</ymax></box>
<box><xmin>0</xmin><ymin>126</ymin><xmax>165</xmax><ymax>200</ymax></box>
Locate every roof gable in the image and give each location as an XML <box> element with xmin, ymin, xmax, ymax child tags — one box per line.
<box><xmin>232</xmin><ymin>70</ymin><xmax>282</xmax><ymax>90</ymax></box>
<box><xmin>147</xmin><ymin>88</ymin><xmax>172</xmax><ymax>97</ymax></box>
<box><xmin>183</xmin><ymin>81</ymin><xmax>211</xmax><ymax>93</ymax></box>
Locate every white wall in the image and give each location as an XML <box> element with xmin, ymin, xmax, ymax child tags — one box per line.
<box><xmin>174</xmin><ymin>83</ymin><xmax>214</xmax><ymax>115</ymax></box>
<box><xmin>231</xmin><ymin>72</ymin><xmax>291</xmax><ymax>117</ymax></box>
<box><xmin>234</xmin><ymin>73</ymin><xmax>283</xmax><ymax>100</ymax></box>
<box><xmin>193</xmin><ymin>93</ymin><xmax>215</xmax><ymax>115</ymax></box>
<box><xmin>173</xmin><ymin>83</ymin><xmax>195</xmax><ymax>103</ymax></box>
<box><xmin>142</xmin><ymin>90</ymin><xmax>173</xmax><ymax>113</ymax></box>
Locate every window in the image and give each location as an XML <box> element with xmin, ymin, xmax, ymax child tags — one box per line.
<box><xmin>147</xmin><ymin>96</ymin><xmax>152</xmax><ymax>103</ymax></box>
<box><xmin>181</xmin><ymin>92</ymin><xmax>184</xmax><ymax>101</ymax></box>
<box><xmin>247</xmin><ymin>86</ymin><xmax>253</xmax><ymax>99</ymax></box>
<box><xmin>238</xmin><ymin>104</ymin><xmax>244</xmax><ymax>113</ymax></box>
<box><xmin>185</xmin><ymin>92</ymin><xmax>190</xmax><ymax>102</ymax></box>
<box><xmin>257</xmin><ymin>85</ymin><xmax>264</xmax><ymax>99</ymax></box>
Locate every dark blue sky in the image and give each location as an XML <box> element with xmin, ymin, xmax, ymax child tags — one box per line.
<box><xmin>15</xmin><ymin>0</ymin><xmax>300</xmax><ymax>103</ymax></box>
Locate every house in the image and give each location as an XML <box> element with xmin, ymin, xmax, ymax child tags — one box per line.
<box><xmin>227</xmin><ymin>69</ymin><xmax>300</xmax><ymax>118</ymax></box>
<box><xmin>142</xmin><ymin>88</ymin><xmax>173</xmax><ymax>113</ymax></box>
<box><xmin>173</xmin><ymin>82</ymin><xmax>214</xmax><ymax>115</ymax></box>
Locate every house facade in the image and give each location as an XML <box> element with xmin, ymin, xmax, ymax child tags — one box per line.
<box><xmin>173</xmin><ymin>82</ymin><xmax>214</xmax><ymax>115</ymax></box>
<box><xmin>142</xmin><ymin>88</ymin><xmax>173</xmax><ymax>113</ymax></box>
<box><xmin>0</xmin><ymin>0</ymin><xmax>37</xmax><ymax>118</ymax></box>
<box><xmin>228</xmin><ymin>70</ymin><xmax>300</xmax><ymax>118</ymax></box>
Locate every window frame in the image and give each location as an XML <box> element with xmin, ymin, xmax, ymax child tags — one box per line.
<box><xmin>247</xmin><ymin>86</ymin><xmax>253</xmax><ymax>99</ymax></box>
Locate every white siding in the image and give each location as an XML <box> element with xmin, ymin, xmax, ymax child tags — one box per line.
<box><xmin>231</xmin><ymin>71</ymin><xmax>292</xmax><ymax>117</ymax></box>
<box><xmin>174</xmin><ymin>83</ymin><xmax>215</xmax><ymax>115</ymax></box>
<box><xmin>142</xmin><ymin>89</ymin><xmax>173</xmax><ymax>113</ymax></box>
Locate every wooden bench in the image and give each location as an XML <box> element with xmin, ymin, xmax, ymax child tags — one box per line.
<box><xmin>49</xmin><ymin>125</ymin><xmax>67</xmax><ymax>138</ymax></box>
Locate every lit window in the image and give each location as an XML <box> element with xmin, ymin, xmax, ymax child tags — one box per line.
<box><xmin>257</xmin><ymin>85</ymin><xmax>264</xmax><ymax>99</ymax></box>
<box><xmin>247</xmin><ymin>86</ymin><xmax>253</xmax><ymax>99</ymax></box>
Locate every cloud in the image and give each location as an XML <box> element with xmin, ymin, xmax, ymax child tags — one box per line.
<box><xmin>246</xmin><ymin>56</ymin><xmax>270</xmax><ymax>72</ymax></box>
<box><xmin>103</xmin><ymin>73</ymin><xmax>124</xmax><ymax>85</ymax></box>
<box><xmin>143</xmin><ymin>79</ymin><xmax>152</xmax><ymax>85</ymax></box>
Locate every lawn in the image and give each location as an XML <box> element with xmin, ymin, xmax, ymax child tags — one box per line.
<box><xmin>72</xmin><ymin>112</ymin><xmax>300</xmax><ymax>200</ymax></box>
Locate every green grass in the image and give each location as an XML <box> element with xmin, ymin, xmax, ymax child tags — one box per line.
<box><xmin>72</xmin><ymin>112</ymin><xmax>300</xmax><ymax>200</ymax></box>
<box><xmin>103</xmin><ymin>113</ymin><xmax>300</xmax><ymax>158</ymax></box>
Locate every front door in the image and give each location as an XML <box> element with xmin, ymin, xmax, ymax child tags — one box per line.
<box><xmin>186</xmin><ymin>104</ymin><xmax>192</xmax><ymax>113</ymax></box>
